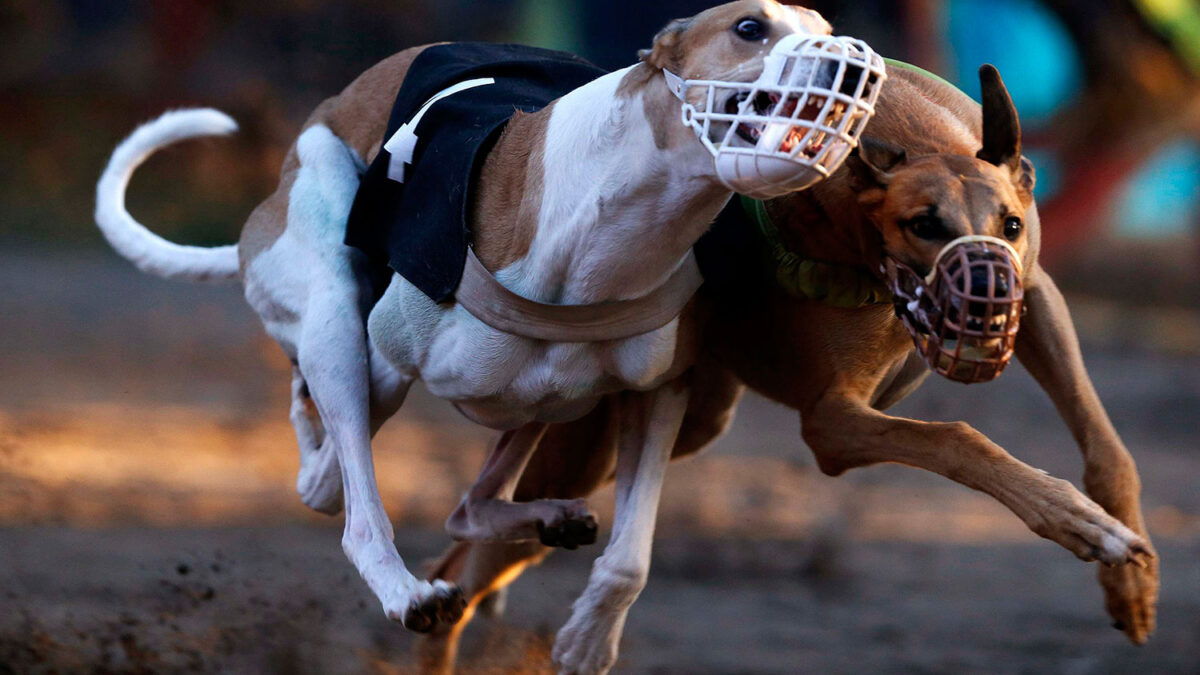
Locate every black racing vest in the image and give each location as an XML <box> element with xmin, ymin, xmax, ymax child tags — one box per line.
<box><xmin>343</xmin><ymin>41</ymin><xmax>753</xmax><ymax>305</ymax></box>
<box><xmin>344</xmin><ymin>43</ymin><xmax>608</xmax><ymax>303</ymax></box>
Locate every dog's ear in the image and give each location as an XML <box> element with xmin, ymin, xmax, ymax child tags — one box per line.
<box><xmin>853</xmin><ymin>136</ymin><xmax>907</xmax><ymax>185</ymax></box>
<box><xmin>639</xmin><ymin>17</ymin><xmax>692</xmax><ymax>71</ymax></box>
<box><xmin>849</xmin><ymin>137</ymin><xmax>906</xmax><ymax>210</ymax></box>
<box><xmin>976</xmin><ymin>64</ymin><xmax>1023</xmax><ymax>175</ymax></box>
<box><xmin>1015</xmin><ymin>155</ymin><xmax>1036</xmax><ymax>197</ymax></box>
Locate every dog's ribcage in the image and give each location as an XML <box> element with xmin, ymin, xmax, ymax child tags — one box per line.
<box><xmin>247</xmin><ymin>66</ymin><xmax>697</xmax><ymax>432</ymax></box>
<box><xmin>369</xmin><ymin>275</ymin><xmax>683</xmax><ymax>428</ymax></box>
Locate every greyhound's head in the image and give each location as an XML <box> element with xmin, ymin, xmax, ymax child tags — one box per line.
<box><xmin>642</xmin><ymin>0</ymin><xmax>886</xmax><ymax>197</ymax></box>
<box><xmin>852</xmin><ymin>65</ymin><xmax>1037</xmax><ymax>383</ymax></box>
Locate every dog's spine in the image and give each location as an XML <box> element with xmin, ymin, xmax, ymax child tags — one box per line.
<box><xmin>95</xmin><ymin>108</ymin><xmax>241</xmax><ymax>283</ymax></box>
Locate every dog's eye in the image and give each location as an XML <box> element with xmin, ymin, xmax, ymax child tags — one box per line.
<box><xmin>1003</xmin><ymin>216</ymin><xmax>1023</xmax><ymax>241</ymax></box>
<box><xmin>906</xmin><ymin>215</ymin><xmax>945</xmax><ymax>240</ymax></box>
<box><xmin>734</xmin><ymin>17</ymin><xmax>766</xmax><ymax>41</ymax></box>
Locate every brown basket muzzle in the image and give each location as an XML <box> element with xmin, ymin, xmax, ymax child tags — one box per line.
<box><xmin>887</xmin><ymin>237</ymin><xmax>1024</xmax><ymax>384</ymax></box>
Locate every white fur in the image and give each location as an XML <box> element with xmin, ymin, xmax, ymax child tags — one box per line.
<box><xmin>553</xmin><ymin>385</ymin><xmax>690</xmax><ymax>675</ymax></box>
<box><xmin>368</xmin><ymin>67</ymin><xmax>723</xmax><ymax>430</ymax></box>
<box><xmin>95</xmin><ymin>109</ymin><xmax>241</xmax><ymax>283</ymax></box>
<box><xmin>243</xmin><ymin>123</ymin><xmax>460</xmax><ymax>626</ymax></box>
<box><xmin>93</xmin><ymin>11</ymin><xmax>829</xmax><ymax>668</ymax></box>
<box><xmin>359</xmin><ymin>66</ymin><xmax>739</xmax><ymax>673</ymax></box>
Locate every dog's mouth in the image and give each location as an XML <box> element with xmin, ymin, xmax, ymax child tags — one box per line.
<box><xmin>943</xmin><ymin>299</ymin><xmax>1014</xmax><ymax>341</ymax></box>
<box><xmin>726</xmin><ymin>92</ymin><xmax>846</xmax><ymax>156</ymax></box>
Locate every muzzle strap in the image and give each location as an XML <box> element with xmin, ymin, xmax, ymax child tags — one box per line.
<box><xmin>927</xmin><ymin>234</ymin><xmax>1023</xmax><ymax>284</ymax></box>
<box><xmin>662</xmin><ymin>68</ymin><xmax>688</xmax><ymax>103</ymax></box>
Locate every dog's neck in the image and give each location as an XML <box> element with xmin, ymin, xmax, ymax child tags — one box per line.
<box><xmin>474</xmin><ymin>64</ymin><xmax>729</xmax><ymax>305</ymax></box>
<box><xmin>765</xmin><ymin>183</ymin><xmax>885</xmax><ymax>273</ymax></box>
<box><xmin>764</xmin><ymin>70</ymin><xmax>992</xmax><ymax>275</ymax></box>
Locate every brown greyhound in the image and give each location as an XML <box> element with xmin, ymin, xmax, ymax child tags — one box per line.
<box><xmin>418</xmin><ymin>64</ymin><xmax>1159</xmax><ymax>670</ymax></box>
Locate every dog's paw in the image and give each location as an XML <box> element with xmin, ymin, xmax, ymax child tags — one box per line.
<box><xmin>538</xmin><ymin>499</ymin><xmax>598</xmax><ymax>550</ymax></box>
<box><xmin>1028</xmin><ymin>479</ymin><xmax>1152</xmax><ymax>567</ymax></box>
<box><xmin>391</xmin><ymin>580</ymin><xmax>467</xmax><ymax>634</ymax></box>
<box><xmin>1099</xmin><ymin>543</ymin><xmax>1159</xmax><ymax>645</ymax></box>
<box><xmin>552</xmin><ymin>609</ymin><xmax>620</xmax><ymax>675</ymax></box>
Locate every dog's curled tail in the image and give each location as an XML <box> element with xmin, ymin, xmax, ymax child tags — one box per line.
<box><xmin>95</xmin><ymin>108</ymin><xmax>241</xmax><ymax>283</ymax></box>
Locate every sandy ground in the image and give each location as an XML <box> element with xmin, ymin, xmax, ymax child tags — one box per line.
<box><xmin>1</xmin><ymin>246</ymin><xmax>1199</xmax><ymax>673</ymax></box>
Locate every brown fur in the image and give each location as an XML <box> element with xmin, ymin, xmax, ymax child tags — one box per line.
<box><xmin>240</xmin><ymin>1</ymin><xmax>835</xmax><ymax>274</ymax></box>
<box><xmin>235</xmin><ymin>41</ymin><xmax>558</xmax><ymax>275</ymax></box>
<box><xmin>420</xmin><ymin>65</ymin><xmax>1160</xmax><ymax>662</ymax></box>
<box><xmin>626</xmin><ymin>0</ymin><xmax>833</xmax><ymax>152</ymax></box>
<box><xmin>237</xmin><ymin>46</ymin><xmax>433</xmax><ymax>267</ymax></box>
<box><xmin>470</xmin><ymin>109</ymin><xmax>549</xmax><ymax>271</ymax></box>
<box><xmin>641</xmin><ymin>0</ymin><xmax>830</xmax><ymax>74</ymax></box>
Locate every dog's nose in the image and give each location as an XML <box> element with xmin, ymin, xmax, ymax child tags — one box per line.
<box><xmin>819</xmin><ymin>61</ymin><xmax>866</xmax><ymax>95</ymax></box>
<box><xmin>839</xmin><ymin>64</ymin><xmax>866</xmax><ymax>95</ymax></box>
<box><xmin>969</xmin><ymin>265</ymin><xmax>1010</xmax><ymax>298</ymax></box>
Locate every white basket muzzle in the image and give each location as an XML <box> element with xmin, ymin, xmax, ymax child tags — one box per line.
<box><xmin>664</xmin><ymin>34</ymin><xmax>887</xmax><ymax>198</ymax></box>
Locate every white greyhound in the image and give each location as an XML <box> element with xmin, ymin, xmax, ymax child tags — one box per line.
<box><xmin>95</xmin><ymin>2</ymin><xmax>883</xmax><ymax>671</ymax></box>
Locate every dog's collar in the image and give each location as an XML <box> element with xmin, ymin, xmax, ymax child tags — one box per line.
<box><xmin>743</xmin><ymin>196</ymin><xmax>892</xmax><ymax>308</ymax></box>
<box><xmin>455</xmin><ymin>247</ymin><xmax>703</xmax><ymax>342</ymax></box>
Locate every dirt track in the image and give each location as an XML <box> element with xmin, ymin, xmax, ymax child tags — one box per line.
<box><xmin>1</xmin><ymin>247</ymin><xmax>1199</xmax><ymax>673</ymax></box>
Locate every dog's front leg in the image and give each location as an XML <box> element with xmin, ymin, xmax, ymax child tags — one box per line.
<box><xmin>552</xmin><ymin>380</ymin><xmax>690</xmax><ymax>675</ymax></box>
<box><xmin>1015</xmin><ymin>267</ymin><xmax>1158</xmax><ymax>643</ymax></box>
<box><xmin>801</xmin><ymin>390</ymin><xmax>1153</xmax><ymax>567</ymax></box>
<box><xmin>444</xmin><ymin>422</ymin><xmax>599</xmax><ymax>549</ymax></box>
<box><xmin>297</xmin><ymin>289</ymin><xmax>465</xmax><ymax>633</ymax></box>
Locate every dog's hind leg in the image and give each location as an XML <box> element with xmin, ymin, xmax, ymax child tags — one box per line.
<box><xmin>292</xmin><ymin>340</ymin><xmax>411</xmax><ymax>516</ymax></box>
<box><xmin>246</xmin><ymin>124</ymin><xmax>463</xmax><ymax>632</ymax></box>
<box><xmin>297</xmin><ymin>289</ymin><xmax>465</xmax><ymax>632</ymax></box>
<box><xmin>801</xmin><ymin>389</ymin><xmax>1154</xmax><ymax>568</ymax></box>
<box><xmin>1015</xmin><ymin>266</ymin><xmax>1158</xmax><ymax>644</ymax></box>
<box><xmin>445</xmin><ymin>422</ymin><xmax>599</xmax><ymax>549</ymax></box>
<box><xmin>553</xmin><ymin>380</ymin><xmax>690</xmax><ymax>675</ymax></box>
<box><xmin>291</xmin><ymin>367</ymin><xmax>344</xmax><ymax>514</ymax></box>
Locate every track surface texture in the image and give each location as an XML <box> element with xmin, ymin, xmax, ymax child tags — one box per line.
<box><xmin>2</xmin><ymin>247</ymin><xmax>1199</xmax><ymax>674</ymax></box>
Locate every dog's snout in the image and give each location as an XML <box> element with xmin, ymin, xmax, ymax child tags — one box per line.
<box><xmin>817</xmin><ymin>61</ymin><xmax>866</xmax><ymax>96</ymax></box>
<box><xmin>839</xmin><ymin>64</ymin><xmax>866</xmax><ymax>95</ymax></box>
<box><xmin>969</xmin><ymin>266</ymin><xmax>1010</xmax><ymax>299</ymax></box>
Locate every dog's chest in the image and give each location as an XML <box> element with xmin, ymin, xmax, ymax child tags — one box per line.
<box><xmin>432</xmin><ymin>312</ymin><xmax>683</xmax><ymax>423</ymax></box>
<box><xmin>369</xmin><ymin>278</ymin><xmax>685</xmax><ymax>428</ymax></box>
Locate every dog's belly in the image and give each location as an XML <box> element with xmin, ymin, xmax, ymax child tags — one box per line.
<box><xmin>453</xmin><ymin>395</ymin><xmax>603</xmax><ymax>429</ymax></box>
<box><xmin>369</xmin><ymin>275</ymin><xmax>685</xmax><ymax>430</ymax></box>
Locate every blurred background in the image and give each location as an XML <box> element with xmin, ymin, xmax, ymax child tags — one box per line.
<box><xmin>1</xmin><ymin>1</ymin><xmax>1198</xmax><ymax>673</ymax></box>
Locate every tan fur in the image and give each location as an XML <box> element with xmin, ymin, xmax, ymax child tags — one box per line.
<box><xmin>630</xmin><ymin>0</ymin><xmax>834</xmax><ymax>152</ymax></box>
<box><xmin>865</xmin><ymin>153</ymin><xmax>1033</xmax><ymax>272</ymax></box>
<box><xmin>422</xmin><ymin>63</ymin><xmax>1160</xmax><ymax>662</ymax></box>
<box><xmin>213</xmin><ymin>1</ymin><xmax>894</xmax><ymax>657</ymax></box>
<box><xmin>240</xmin><ymin>1</ymin><xmax>832</xmax><ymax>273</ymax></box>
<box><xmin>470</xmin><ymin>108</ymin><xmax>548</xmax><ymax>271</ymax></box>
